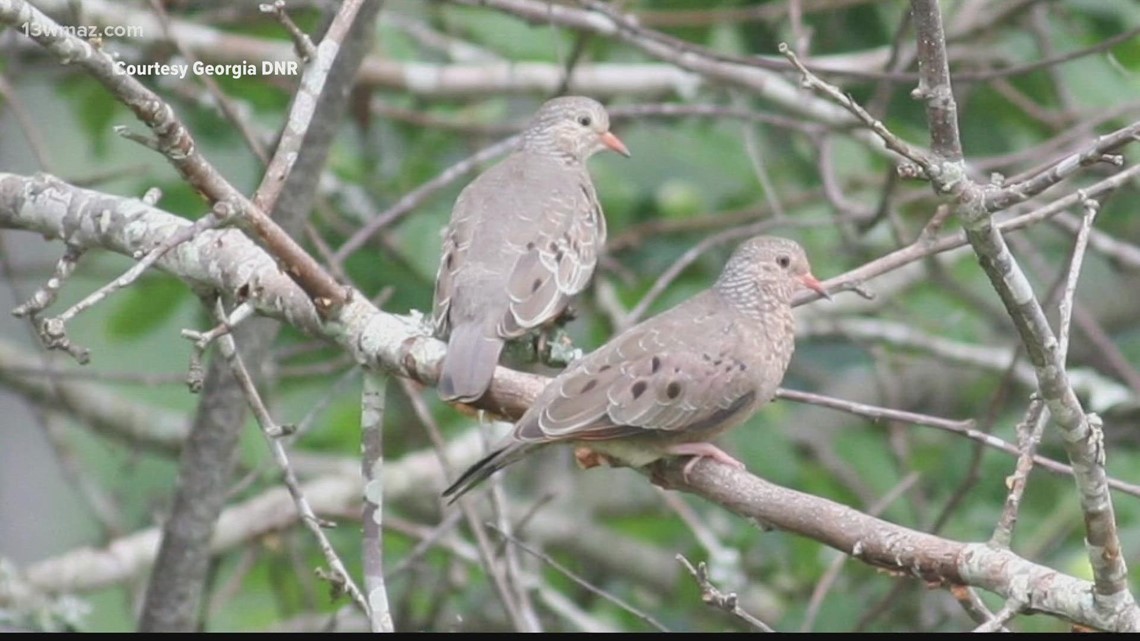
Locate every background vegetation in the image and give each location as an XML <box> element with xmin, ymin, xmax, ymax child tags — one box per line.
<box><xmin>2</xmin><ymin>0</ymin><xmax>1139</xmax><ymax>632</ymax></box>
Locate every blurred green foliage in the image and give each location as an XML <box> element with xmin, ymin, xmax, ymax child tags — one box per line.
<box><xmin>2</xmin><ymin>0</ymin><xmax>1139</xmax><ymax>633</ymax></box>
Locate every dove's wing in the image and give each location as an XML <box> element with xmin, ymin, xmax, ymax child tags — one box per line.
<box><xmin>514</xmin><ymin>292</ymin><xmax>767</xmax><ymax>445</ymax></box>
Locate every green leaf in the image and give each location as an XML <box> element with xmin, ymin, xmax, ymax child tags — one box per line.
<box><xmin>106</xmin><ymin>274</ymin><xmax>187</xmax><ymax>339</ymax></box>
<box><xmin>58</xmin><ymin>75</ymin><xmax>120</xmax><ymax>156</ymax></box>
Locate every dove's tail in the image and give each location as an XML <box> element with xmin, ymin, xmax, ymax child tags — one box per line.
<box><xmin>442</xmin><ymin>442</ymin><xmax>537</xmax><ymax>503</ymax></box>
<box><xmin>438</xmin><ymin>324</ymin><xmax>504</xmax><ymax>403</ymax></box>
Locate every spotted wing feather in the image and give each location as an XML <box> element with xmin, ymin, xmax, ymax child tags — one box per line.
<box><xmin>500</xmin><ymin>171</ymin><xmax>604</xmax><ymax>336</ymax></box>
<box><xmin>514</xmin><ymin>293</ymin><xmax>763</xmax><ymax>444</ymax></box>
<box><xmin>432</xmin><ymin>189</ymin><xmax>476</xmax><ymax>338</ymax></box>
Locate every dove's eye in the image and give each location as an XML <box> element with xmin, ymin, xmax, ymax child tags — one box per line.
<box><xmin>577</xmin><ymin>115</ymin><xmax>592</xmax><ymax>127</ymax></box>
<box><xmin>776</xmin><ymin>255</ymin><xmax>791</xmax><ymax>269</ymax></box>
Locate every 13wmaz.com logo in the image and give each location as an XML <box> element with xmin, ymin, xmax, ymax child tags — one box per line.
<box><xmin>20</xmin><ymin>22</ymin><xmax>143</xmax><ymax>39</ymax></box>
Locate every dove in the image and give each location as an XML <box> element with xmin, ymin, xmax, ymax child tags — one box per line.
<box><xmin>443</xmin><ymin>235</ymin><xmax>829</xmax><ymax>502</ymax></box>
<box><xmin>433</xmin><ymin>96</ymin><xmax>630</xmax><ymax>403</ymax></box>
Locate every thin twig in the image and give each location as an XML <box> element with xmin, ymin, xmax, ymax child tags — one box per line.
<box><xmin>676</xmin><ymin>555</ymin><xmax>775</xmax><ymax>632</ymax></box>
<box><xmin>397</xmin><ymin>379</ymin><xmax>535</xmax><ymax>631</ymax></box>
<box><xmin>489</xmin><ymin>524</ymin><xmax>671</xmax><ymax>632</ymax></box>
<box><xmin>949</xmin><ymin>583</ymin><xmax>1007</xmax><ymax>631</ymax></box>
<box><xmin>972</xmin><ymin>601</ymin><xmax>1025</xmax><ymax>632</ymax></box>
<box><xmin>776</xmin><ymin>388</ymin><xmax>974</xmax><ymax>432</ymax></box>
<box><xmin>205</xmin><ymin>299</ymin><xmax>369</xmax><ymax>614</ymax></box>
<box><xmin>361</xmin><ymin>370</ymin><xmax>395</xmax><ymax>632</ymax></box>
<box><xmin>801</xmin><ymin>472</ymin><xmax>919</xmax><ymax>631</ymax></box>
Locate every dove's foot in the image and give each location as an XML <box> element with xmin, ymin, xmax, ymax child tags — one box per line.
<box><xmin>665</xmin><ymin>443</ymin><xmax>745</xmax><ymax>482</ymax></box>
<box><xmin>574</xmin><ymin>446</ymin><xmax>617</xmax><ymax>469</ymax></box>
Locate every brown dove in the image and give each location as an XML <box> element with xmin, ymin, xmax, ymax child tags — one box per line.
<box><xmin>443</xmin><ymin>235</ymin><xmax>829</xmax><ymax>502</ymax></box>
<box><xmin>433</xmin><ymin>96</ymin><xmax>630</xmax><ymax>403</ymax></box>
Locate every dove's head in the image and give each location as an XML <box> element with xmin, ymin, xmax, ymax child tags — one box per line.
<box><xmin>716</xmin><ymin>236</ymin><xmax>829</xmax><ymax>310</ymax></box>
<box><xmin>522</xmin><ymin>96</ymin><xmax>630</xmax><ymax>161</ymax></box>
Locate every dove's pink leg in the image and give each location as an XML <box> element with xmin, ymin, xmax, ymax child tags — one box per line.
<box><xmin>665</xmin><ymin>443</ymin><xmax>745</xmax><ymax>481</ymax></box>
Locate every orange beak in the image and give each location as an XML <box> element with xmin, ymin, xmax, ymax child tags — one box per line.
<box><xmin>801</xmin><ymin>273</ymin><xmax>832</xmax><ymax>301</ymax></box>
<box><xmin>599</xmin><ymin>131</ymin><xmax>631</xmax><ymax>157</ymax></box>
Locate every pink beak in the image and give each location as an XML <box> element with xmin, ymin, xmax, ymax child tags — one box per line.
<box><xmin>801</xmin><ymin>273</ymin><xmax>832</xmax><ymax>301</ymax></box>
<box><xmin>599</xmin><ymin>131</ymin><xmax>631</xmax><ymax>157</ymax></box>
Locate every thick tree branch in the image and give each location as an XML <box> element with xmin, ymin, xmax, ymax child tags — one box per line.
<box><xmin>907</xmin><ymin>0</ymin><xmax>1132</xmax><ymax>607</ymax></box>
<box><xmin>140</xmin><ymin>0</ymin><xmax>384</xmax><ymax>622</ymax></box>
<box><xmin>655</xmin><ymin>459</ymin><xmax>1140</xmax><ymax>631</ymax></box>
